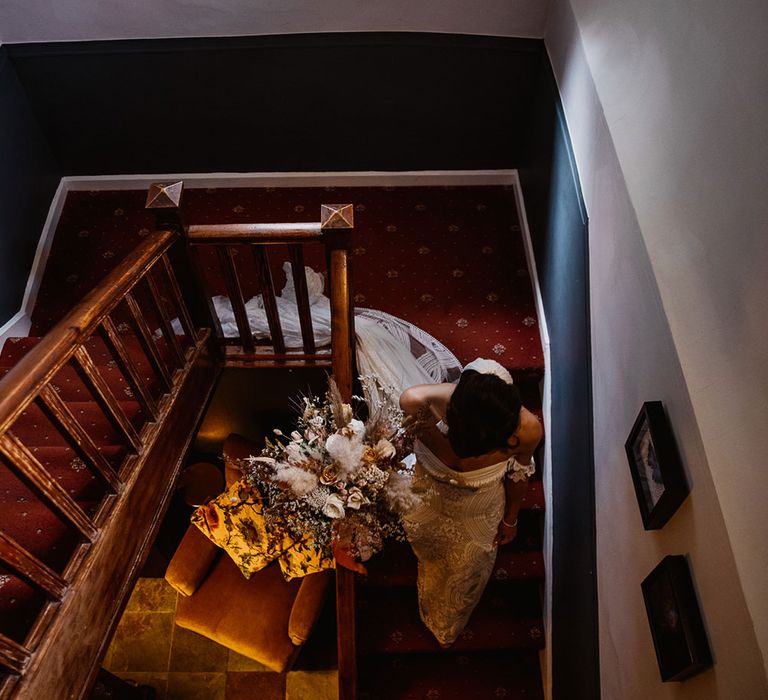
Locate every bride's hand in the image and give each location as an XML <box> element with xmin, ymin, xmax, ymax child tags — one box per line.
<box><xmin>493</xmin><ymin>519</ymin><xmax>518</xmax><ymax>546</ymax></box>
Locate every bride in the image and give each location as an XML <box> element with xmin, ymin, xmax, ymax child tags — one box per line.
<box><xmin>211</xmin><ymin>263</ymin><xmax>542</xmax><ymax>646</ymax></box>
<box><xmin>398</xmin><ymin>360</ymin><xmax>542</xmax><ymax>647</ymax></box>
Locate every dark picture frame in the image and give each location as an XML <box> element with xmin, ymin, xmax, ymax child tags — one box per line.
<box><xmin>642</xmin><ymin>555</ymin><xmax>713</xmax><ymax>681</ymax></box>
<box><xmin>625</xmin><ymin>401</ymin><xmax>689</xmax><ymax>529</ymax></box>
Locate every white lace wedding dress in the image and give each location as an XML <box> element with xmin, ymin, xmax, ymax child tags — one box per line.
<box><xmin>209</xmin><ymin>263</ymin><xmax>519</xmax><ymax>645</ymax></box>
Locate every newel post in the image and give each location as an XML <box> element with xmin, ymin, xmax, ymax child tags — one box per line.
<box><xmin>145</xmin><ymin>182</ymin><xmax>221</xmax><ymax>352</ymax></box>
<box><xmin>322</xmin><ymin>203</ymin><xmax>357</xmax><ymax>700</ymax></box>
<box><xmin>322</xmin><ymin>203</ymin><xmax>356</xmax><ymax>400</ymax></box>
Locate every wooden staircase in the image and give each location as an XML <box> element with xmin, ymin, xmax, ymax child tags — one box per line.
<box><xmin>0</xmin><ymin>185</ymin><xmax>358</xmax><ymax>699</ymax></box>
<box><xmin>0</xmin><ymin>229</ymin><xmax>217</xmax><ymax>698</ymax></box>
<box><xmin>1</xmin><ymin>181</ymin><xmax>547</xmax><ymax>700</ymax></box>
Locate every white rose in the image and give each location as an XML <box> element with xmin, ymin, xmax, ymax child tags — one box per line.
<box><xmin>322</xmin><ymin>493</ymin><xmax>346</xmax><ymax>519</ymax></box>
<box><xmin>346</xmin><ymin>487</ymin><xmax>368</xmax><ymax>510</ymax></box>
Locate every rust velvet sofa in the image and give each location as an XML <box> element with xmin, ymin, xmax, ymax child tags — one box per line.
<box><xmin>164</xmin><ymin>433</ymin><xmax>333</xmax><ymax>672</ymax></box>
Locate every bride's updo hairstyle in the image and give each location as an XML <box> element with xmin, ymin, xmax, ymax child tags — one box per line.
<box><xmin>446</xmin><ymin>369</ymin><xmax>522</xmax><ymax>458</ymax></box>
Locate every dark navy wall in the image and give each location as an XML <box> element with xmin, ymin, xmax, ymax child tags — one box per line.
<box><xmin>0</xmin><ymin>48</ymin><xmax>61</xmax><ymax>326</ymax></box>
<box><xmin>519</xmin><ymin>63</ymin><xmax>598</xmax><ymax>699</ymax></box>
<box><xmin>6</xmin><ymin>33</ymin><xmax>542</xmax><ymax>176</ymax></box>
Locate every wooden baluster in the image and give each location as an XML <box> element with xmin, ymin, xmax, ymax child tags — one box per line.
<box><xmin>160</xmin><ymin>254</ymin><xmax>196</xmax><ymax>343</ymax></box>
<box><xmin>72</xmin><ymin>347</ymin><xmax>141</xmax><ymax>454</ymax></box>
<box><xmin>216</xmin><ymin>246</ymin><xmax>255</xmax><ymax>353</ymax></box>
<box><xmin>0</xmin><ymin>530</ymin><xmax>67</xmax><ymax>601</ymax></box>
<box><xmin>250</xmin><ymin>245</ymin><xmax>285</xmax><ymax>355</ymax></box>
<box><xmin>0</xmin><ymin>631</ymin><xmax>31</xmax><ymax>675</ymax></box>
<box><xmin>187</xmin><ymin>244</ymin><xmax>225</xmax><ymax>342</ymax></box>
<box><xmin>146</xmin><ymin>270</ymin><xmax>185</xmax><ymax>367</ymax></box>
<box><xmin>100</xmin><ymin>318</ymin><xmax>160</xmax><ymax>420</ymax></box>
<box><xmin>38</xmin><ymin>386</ymin><xmax>121</xmax><ymax>494</ymax></box>
<box><xmin>122</xmin><ymin>294</ymin><xmax>173</xmax><ymax>390</ymax></box>
<box><xmin>321</xmin><ymin>204</ymin><xmax>356</xmax><ymax>700</ymax></box>
<box><xmin>288</xmin><ymin>245</ymin><xmax>316</xmax><ymax>355</ymax></box>
<box><xmin>0</xmin><ymin>432</ymin><xmax>99</xmax><ymax>541</ymax></box>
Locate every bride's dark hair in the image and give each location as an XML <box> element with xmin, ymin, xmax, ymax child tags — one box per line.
<box><xmin>445</xmin><ymin>370</ymin><xmax>522</xmax><ymax>458</ymax></box>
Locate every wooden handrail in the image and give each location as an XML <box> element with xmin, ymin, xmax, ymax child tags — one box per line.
<box><xmin>0</xmin><ymin>230</ymin><xmax>177</xmax><ymax>433</ymax></box>
<box><xmin>187</xmin><ymin>222</ymin><xmax>323</xmax><ymax>244</ymax></box>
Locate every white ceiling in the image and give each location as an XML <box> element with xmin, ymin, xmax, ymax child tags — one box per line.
<box><xmin>0</xmin><ymin>0</ymin><xmax>549</xmax><ymax>43</ymax></box>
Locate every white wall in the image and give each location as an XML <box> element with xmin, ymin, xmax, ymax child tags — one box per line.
<box><xmin>0</xmin><ymin>0</ymin><xmax>548</xmax><ymax>43</ymax></box>
<box><xmin>546</xmin><ymin>0</ymin><xmax>768</xmax><ymax>696</ymax></box>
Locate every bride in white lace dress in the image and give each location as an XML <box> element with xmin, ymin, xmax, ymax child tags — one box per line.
<box><xmin>399</xmin><ymin>360</ymin><xmax>542</xmax><ymax>647</ymax></box>
<box><xmin>208</xmin><ymin>263</ymin><xmax>541</xmax><ymax>645</ymax></box>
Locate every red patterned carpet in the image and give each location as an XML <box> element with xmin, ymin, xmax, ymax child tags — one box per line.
<box><xmin>2</xmin><ymin>185</ymin><xmax>545</xmax><ymax>697</ymax></box>
<box><xmin>31</xmin><ymin>186</ymin><xmax>543</xmax><ymax>372</ymax></box>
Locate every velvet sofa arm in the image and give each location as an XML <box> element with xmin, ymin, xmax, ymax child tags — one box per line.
<box><xmin>288</xmin><ymin>569</ymin><xmax>334</xmax><ymax>645</ymax></box>
<box><xmin>165</xmin><ymin>524</ymin><xmax>221</xmax><ymax>597</ymax></box>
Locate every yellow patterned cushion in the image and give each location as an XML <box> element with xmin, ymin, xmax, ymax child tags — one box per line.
<box><xmin>191</xmin><ymin>479</ymin><xmax>334</xmax><ymax>581</ymax></box>
<box><xmin>276</xmin><ymin>537</ymin><xmax>334</xmax><ymax>581</ymax></box>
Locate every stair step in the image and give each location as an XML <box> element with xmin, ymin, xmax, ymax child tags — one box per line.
<box><xmin>0</xmin><ymin>350</ymin><xmax>161</xmax><ymax>401</ymax></box>
<box><xmin>364</xmin><ymin>544</ymin><xmax>544</xmax><ymax>588</ymax></box>
<box><xmin>0</xmin><ymin>568</ymin><xmax>49</xmax><ymax>645</ymax></box>
<box><xmin>0</xmin><ymin>495</ymin><xmax>94</xmax><ymax>570</ymax></box>
<box><xmin>10</xmin><ymin>400</ymin><xmax>145</xmax><ymax>447</ymax></box>
<box><xmin>9</xmin><ymin>444</ymin><xmax>128</xmax><ymax>496</ymax></box>
<box><xmin>357</xmin><ymin>583</ymin><xmax>544</xmax><ymax>655</ymax></box>
<box><xmin>0</xmin><ymin>332</ymin><xmax>181</xmax><ymax>373</ymax></box>
<box><xmin>1</xmin><ymin>361</ymin><xmax>162</xmax><ymax>404</ymax></box>
<box><xmin>359</xmin><ymin>651</ymin><xmax>544</xmax><ymax>700</ymax></box>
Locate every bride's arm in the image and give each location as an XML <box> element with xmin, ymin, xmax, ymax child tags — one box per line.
<box><xmin>494</xmin><ymin>476</ymin><xmax>528</xmax><ymax>546</ymax></box>
<box><xmin>399</xmin><ymin>383</ymin><xmax>455</xmax><ymax>419</ymax></box>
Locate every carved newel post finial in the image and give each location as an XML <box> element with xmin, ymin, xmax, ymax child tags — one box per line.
<box><xmin>320</xmin><ymin>204</ymin><xmax>354</xmax><ymax>230</ymax></box>
<box><xmin>146</xmin><ymin>181</ymin><xmax>185</xmax><ymax>233</ymax></box>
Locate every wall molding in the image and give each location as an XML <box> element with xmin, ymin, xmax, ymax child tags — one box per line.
<box><xmin>62</xmin><ymin>169</ymin><xmax>519</xmax><ymax>191</ymax></box>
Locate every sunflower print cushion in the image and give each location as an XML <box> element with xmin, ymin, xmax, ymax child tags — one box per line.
<box><xmin>191</xmin><ymin>479</ymin><xmax>334</xmax><ymax>581</ymax></box>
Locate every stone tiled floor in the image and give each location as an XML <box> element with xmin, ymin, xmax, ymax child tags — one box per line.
<box><xmin>104</xmin><ymin>578</ymin><xmax>337</xmax><ymax>699</ymax></box>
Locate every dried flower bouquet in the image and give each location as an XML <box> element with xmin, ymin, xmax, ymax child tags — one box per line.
<box><xmin>232</xmin><ymin>377</ymin><xmax>427</xmax><ymax>567</ymax></box>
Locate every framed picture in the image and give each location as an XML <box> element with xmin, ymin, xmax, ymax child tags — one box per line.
<box><xmin>625</xmin><ymin>401</ymin><xmax>689</xmax><ymax>529</ymax></box>
<box><xmin>642</xmin><ymin>555</ymin><xmax>713</xmax><ymax>681</ymax></box>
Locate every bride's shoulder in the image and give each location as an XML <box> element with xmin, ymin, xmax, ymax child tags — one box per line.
<box><xmin>399</xmin><ymin>383</ymin><xmax>455</xmax><ymax>416</ymax></box>
<box><xmin>518</xmin><ymin>409</ymin><xmax>543</xmax><ymax>449</ymax></box>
